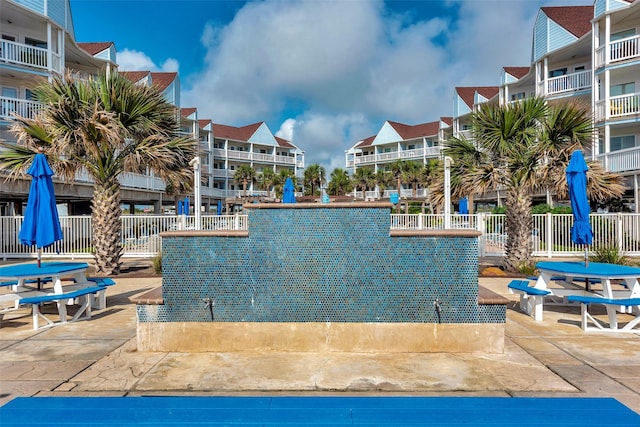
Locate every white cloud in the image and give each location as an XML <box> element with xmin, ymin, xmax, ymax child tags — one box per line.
<box><xmin>180</xmin><ymin>0</ymin><xmax>593</xmax><ymax>172</ymax></box>
<box><xmin>117</xmin><ymin>49</ymin><xmax>180</xmax><ymax>73</ymax></box>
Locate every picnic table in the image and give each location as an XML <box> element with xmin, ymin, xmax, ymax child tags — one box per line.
<box><xmin>0</xmin><ymin>262</ymin><xmax>113</xmax><ymax>329</ymax></box>
<box><xmin>533</xmin><ymin>261</ymin><xmax>640</xmax><ymax>331</ymax></box>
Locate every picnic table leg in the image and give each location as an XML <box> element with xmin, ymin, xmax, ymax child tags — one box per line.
<box><xmin>56</xmin><ymin>300</ymin><xmax>69</xmax><ymax>323</ymax></box>
<box><xmin>602</xmin><ymin>279</ymin><xmax>619</xmax><ymax>330</ymax></box>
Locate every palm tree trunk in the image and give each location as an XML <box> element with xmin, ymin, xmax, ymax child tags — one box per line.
<box><xmin>503</xmin><ymin>186</ymin><xmax>533</xmax><ymax>272</ymax></box>
<box><xmin>92</xmin><ymin>178</ymin><xmax>123</xmax><ymax>275</ymax></box>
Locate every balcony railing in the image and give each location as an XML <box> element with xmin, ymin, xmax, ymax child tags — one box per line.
<box><xmin>595</xmin><ymin>35</ymin><xmax>640</xmax><ymax>67</ymax></box>
<box><xmin>595</xmin><ymin>92</ymin><xmax>640</xmax><ymax>121</ymax></box>
<box><xmin>211</xmin><ymin>149</ymin><xmax>297</xmax><ymax>166</ymax></box>
<box><xmin>611</xmin><ymin>35</ymin><xmax>640</xmax><ymax>62</ymax></box>
<box><xmin>546</xmin><ymin>70</ymin><xmax>591</xmax><ymax>95</ymax></box>
<box><xmin>597</xmin><ymin>146</ymin><xmax>640</xmax><ymax>173</ymax></box>
<box><xmin>0</xmin><ymin>40</ymin><xmax>62</xmax><ymax>73</ymax></box>
<box><xmin>348</xmin><ymin>146</ymin><xmax>442</xmax><ymax>167</ymax></box>
<box><xmin>0</xmin><ymin>97</ymin><xmax>44</xmax><ymax>120</ymax></box>
<box><xmin>610</xmin><ymin>93</ymin><xmax>640</xmax><ymax>117</ymax></box>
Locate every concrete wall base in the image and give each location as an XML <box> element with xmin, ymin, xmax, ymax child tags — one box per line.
<box><xmin>137</xmin><ymin>322</ymin><xmax>505</xmax><ymax>354</ymax></box>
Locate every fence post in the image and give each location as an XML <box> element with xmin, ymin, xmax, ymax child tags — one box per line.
<box><xmin>546</xmin><ymin>213</ymin><xmax>553</xmax><ymax>258</ymax></box>
<box><xmin>617</xmin><ymin>212</ymin><xmax>624</xmax><ymax>255</ymax></box>
<box><xmin>235</xmin><ymin>214</ymin><xmax>240</xmax><ymax>230</ymax></box>
<box><xmin>477</xmin><ymin>213</ymin><xmax>486</xmax><ymax>257</ymax></box>
<box><xmin>418</xmin><ymin>213</ymin><xmax>423</xmax><ymax>230</ymax></box>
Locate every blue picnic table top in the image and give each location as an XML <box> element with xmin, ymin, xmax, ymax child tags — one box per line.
<box><xmin>536</xmin><ymin>261</ymin><xmax>640</xmax><ymax>279</ymax></box>
<box><xmin>0</xmin><ymin>262</ymin><xmax>89</xmax><ymax>279</ymax></box>
<box><xmin>0</xmin><ymin>396</ymin><xmax>638</xmax><ymax>426</ymax></box>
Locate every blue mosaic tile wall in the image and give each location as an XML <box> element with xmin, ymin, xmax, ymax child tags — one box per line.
<box><xmin>144</xmin><ymin>206</ymin><xmax>505</xmax><ymax>324</ymax></box>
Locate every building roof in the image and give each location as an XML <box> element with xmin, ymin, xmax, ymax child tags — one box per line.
<box><xmin>354</xmin><ymin>135</ymin><xmax>376</xmax><ymax>149</ymax></box>
<box><xmin>440</xmin><ymin>117</ymin><xmax>453</xmax><ymax>126</ymax></box>
<box><xmin>121</xmin><ymin>71</ymin><xmax>177</xmax><ymax>91</ymax></box>
<box><xmin>503</xmin><ymin>66</ymin><xmax>530</xmax><ymax>79</ymax></box>
<box><xmin>455</xmin><ymin>86</ymin><xmax>499</xmax><ymax>108</ymax></box>
<box><xmin>354</xmin><ymin>120</ymin><xmax>440</xmax><ymax>149</ymax></box>
<box><xmin>181</xmin><ymin>108</ymin><xmax>197</xmax><ymax>118</ymax></box>
<box><xmin>120</xmin><ymin>71</ymin><xmax>150</xmax><ymax>83</ymax></box>
<box><xmin>150</xmin><ymin>72</ymin><xmax>177</xmax><ymax>91</ymax></box>
<box><xmin>212</xmin><ymin>122</ymin><xmax>263</xmax><ymax>142</ymax></box>
<box><xmin>198</xmin><ymin>119</ymin><xmax>212</xmax><ymax>129</ymax></box>
<box><xmin>275</xmin><ymin>136</ymin><xmax>295</xmax><ymax>149</ymax></box>
<box><xmin>541</xmin><ymin>6</ymin><xmax>593</xmax><ymax>38</ymax></box>
<box><xmin>77</xmin><ymin>42</ymin><xmax>114</xmax><ymax>56</ymax></box>
<box><xmin>388</xmin><ymin>120</ymin><xmax>440</xmax><ymax>140</ymax></box>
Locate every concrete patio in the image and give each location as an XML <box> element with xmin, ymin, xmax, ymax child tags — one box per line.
<box><xmin>0</xmin><ymin>273</ymin><xmax>639</xmax><ymax>414</ymax></box>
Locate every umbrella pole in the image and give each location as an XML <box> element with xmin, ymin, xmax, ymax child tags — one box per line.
<box><xmin>584</xmin><ymin>245</ymin><xmax>590</xmax><ymax>292</ymax></box>
<box><xmin>37</xmin><ymin>248</ymin><xmax>42</xmax><ymax>290</ymax></box>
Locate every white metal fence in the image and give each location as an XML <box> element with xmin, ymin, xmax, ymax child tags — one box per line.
<box><xmin>1</xmin><ymin>215</ymin><xmax>248</xmax><ymax>260</ymax></box>
<box><xmin>2</xmin><ymin>212</ymin><xmax>640</xmax><ymax>260</ymax></box>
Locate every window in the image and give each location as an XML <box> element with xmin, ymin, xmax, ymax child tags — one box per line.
<box><xmin>610</xmin><ymin>135</ymin><xmax>636</xmax><ymax>152</ymax></box>
<box><xmin>549</xmin><ymin>68</ymin><xmax>567</xmax><ymax>78</ymax></box>
<box><xmin>574</xmin><ymin>66</ymin><xmax>585</xmax><ymax>72</ymax></box>
<box><xmin>24</xmin><ymin>37</ymin><xmax>46</xmax><ymax>49</ymax></box>
<box><xmin>407</xmin><ymin>144</ymin><xmax>415</xmax><ymax>150</ymax></box>
<box><xmin>611</xmin><ymin>82</ymin><xmax>635</xmax><ymax>97</ymax></box>
<box><xmin>611</xmin><ymin>29</ymin><xmax>636</xmax><ymax>42</ymax></box>
<box><xmin>510</xmin><ymin>92</ymin><xmax>526</xmax><ymax>101</ymax></box>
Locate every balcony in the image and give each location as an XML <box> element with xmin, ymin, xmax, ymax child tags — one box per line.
<box><xmin>597</xmin><ymin>146</ymin><xmax>640</xmax><ymax>173</ymax></box>
<box><xmin>545</xmin><ymin>70</ymin><xmax>591</xmax><ymax>96</ymax></box>
<box><xmin>0</xmin><ymin>40</ymin><xmax>62</xmax><ymax>73</ymax></box>
<box><xmin>595</xmin><ymin>92</ymin><xmax>640</xmax><ymax>121</ymax></box>
<box><xmin>211</xmin><ymin>148</ymin><xmax>297</xmax><ymax>166</ymax></box>
<box><xmin>348</xmin><ymin>147</ymin><xmax>442</xmax><ymax>167</ymax></box>
<box><xmin>595</xmin><ymin>35</ymin><xmax>640</xmax><ymax>68</ymax></box>
<box><xmin>0</xmin><ymin>97</ymin><xmax>43</xmax><ymax>120</ymax></box>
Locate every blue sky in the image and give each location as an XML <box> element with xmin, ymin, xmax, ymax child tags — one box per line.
<box><xmin>70</xmin><ymin>0</ymin><xmax>589</xmax><ymax>172</ymax></box>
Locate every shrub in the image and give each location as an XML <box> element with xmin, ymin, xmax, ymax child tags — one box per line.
<box><xmin>590</xmin><ymin>244</ymin><xmax>628</xmax><ymax>265</ymax></box>
<box><xmin>515</xmin><ymin>260</ymin><xmax>537</xmax><ymax>276</ymax></box>
<box><xmin>153</xmin><ymin>252</ymin><xmax>162</xmax><ymax>274</ymax></box>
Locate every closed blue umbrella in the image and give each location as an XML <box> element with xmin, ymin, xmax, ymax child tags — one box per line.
<box><xmin>459</xmin><ymin>197</ymin><xmax>468</xmax><ymax>215</ymax></box>
<box><xmin>19</xmin><ymin>153</ymin><xmax>63</xmax><ymax>271</ymax></box>
<box><xmin>217</xmin><ymin>200</ymin><xmax>222</xmax><ymax>215</ymax></box>
<box><xmin>566</xmin><ymin>150</ymin><xmax>593</xmax><ymax>267</ymax></box>
<box><xmin>185</xmin><ymin>197</ymin><xmax>190</xmax><ymax>215</ymax></box>
<box><xmin>282</xmin><ymin>177</ymin><xmax>296</xmax><ymax>204</ymax></box>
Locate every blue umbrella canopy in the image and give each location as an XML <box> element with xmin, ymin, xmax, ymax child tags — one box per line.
<box><xmin>459</xmin><ymin>197</ymin><xmax>468</xmax><ymax>215</ymax></box>
<box><xmin>19</xmin><ymin>153</ymin><xmax>63</xmax><ymax>254</ymax></box>
<box><xmin>217</xmin><ymin>200</ymin><xmax>223</xmax><ymax>215</ymax></box>
<box><xmin>566</xmin><ymin>150</ymin><xmax>593</xmax><ymax>264</ymax></box>
<box><xmin>282</xmin><ymin>177</ymin><xmax>296</xmax><ymax>204</ymax></box>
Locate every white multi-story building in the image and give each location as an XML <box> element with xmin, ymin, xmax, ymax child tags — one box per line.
<box><xmin>0</xmin><ymin>0</ymin><xmax>116</xmax><ymax>215</ymax></box>
<box><xmin>345</xmin><ymin>119</ymin><xmax>451</xmax><ymax>198</ymax></box>
<box><xmin>0</xmin><ymin>0</ymin><xmax>305</xmax><ymax>216</ymax></box>
<box><xmin>211</xmin><ymin>122</ymin><xmax>304</xmax><ymax>199</ymax></box>
<box><xmin>452</xmin><ymin>1</ymin><xmax>640</xmax><ymax>210</ymax></box>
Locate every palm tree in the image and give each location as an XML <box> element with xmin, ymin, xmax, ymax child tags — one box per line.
<box><xmin>234</xmin><ymin>165</ymin><xmax>256</xmax><ymax>197</ymax></box>
<box><xmin>260</xmin><ymin>168</ymin><xmax>277</xmax><ymax>199</ymax></box>
<box><xmin>389</xmin><ymin>160</ymin><xmax>406</xmax><ymax>198</ymax></box>
<box><xmin>374</xmin><ymin>169</ymin><xmax>393</xmax><ymax>199</ymax></box>
<box><xmin>327</xmin><ymin>168</ymin><xmax>352</xmax><ymax>196</ymax></box>
<box><xmin>402</xmin><ymin>161</ymin><xmax>423</xmax><ymax>198</ymax></box>
<box><xmin>352</xmin><ymin>167</ymin><xmax>374</xmax><ymax>199</ymax></box>
<box><xmin>304</xmin><ymin>163</ymin><xmax>325</xmax><ymax>196</ymax></box>
<box><xmin>0</xmin><ymin>70</ymin><xmax>196</xmax><ymax>276</ymax></box>
<box><xmin>420</xmin><ymin>159</ymin><xmax>440</xmax><ymax>212</ymax></box>
<box><xmin>444</xmin><ymin>97</ymin><xmax>624</xmax><ymax>272</ymax></box>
